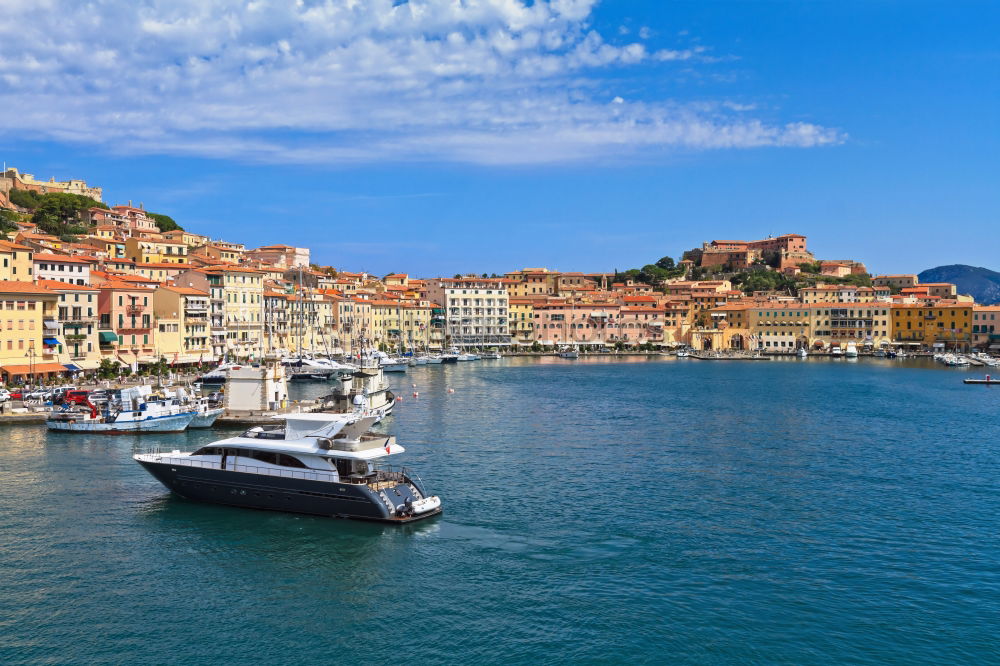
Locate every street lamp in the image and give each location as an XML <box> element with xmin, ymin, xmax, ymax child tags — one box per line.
<box><xmin>25</xmin><ymin>343</ymin><xmax>36</xmax><ymax>387</ymax></box>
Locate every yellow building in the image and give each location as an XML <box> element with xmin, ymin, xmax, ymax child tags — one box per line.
<box><xmin>191</xmin><ymin>243</ymin><xmax>243</xmax><ymax>265</ymax></box>
<box><xmin>37</xmin><ymin>280</ymin><xmax>102</xmax><ymax>372</ymax></box>
<box><xmin>161</xmin><ymin>229</ymin><xmax>210</xmax><ymax>248</ymax></box>
<box><xmin>508</xmin><ymin>298</ymin><xmax>537</xmax><ymax>346</ymax></box>
<box><xmin>125</xmin><ymin>237</ymin><xmax>189</xmax><ymax>264</ymax></box>
<box><xmin>175</xmin><ymin>267</ymin><xmax>263</xmax><ymax>359</ymax></box>
<box><xmin>153</xmin><ymin>286</ymin><xmax>212</xmax><ymax>363</ymax></box>
<box><xmin>748</xmin><ymin>303</ymin><xmax>812</xmax><ymax>352</ymax></box>
<box><xmin>809</xmin><ymin>303</ymin><xmax>892</xmax><ymax>350</ymax></box>
<box><xmin>0</xmin><ymin>281</ymin><xmax>63</xmax><ymax>382</ymax></box>
<box><xmin>400</xmin><ymin>301</ymin><xmax>432</xmax><ymax>351</ymax></box>
<box><xmin>891</xmin><ymin>301</ymin><xmax>972</xmax><ymax>351</ymax></box>
<box><xmin>0</xmin><ymin>240</ymin><xmax>34</xmax><ymax>281</ymax></box>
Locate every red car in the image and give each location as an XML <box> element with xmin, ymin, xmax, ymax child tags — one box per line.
<box><xmin>9</xmin><ymin>391</ymin><xmax>23</xmax><ymax>400</ymax></box>
<box><xmin>64</xmin><ymin>390</ymin><xmax>91</xmax><ymax>405</ymax></box>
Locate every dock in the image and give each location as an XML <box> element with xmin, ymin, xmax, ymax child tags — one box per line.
<box><xmin>690</xmin><ymin>353</ymin><xmax>771</xmax><ymax>361</ymax></box>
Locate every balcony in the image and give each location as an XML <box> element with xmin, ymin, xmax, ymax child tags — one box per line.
<box><xmin>126</xmin><ymin>305</ymin><xmax>144</xmax><ymax>316</ymax></box>
<box><xmin>61</xmin><ymin>316</ymin><xmax>98</xmax><ymax>327</ymax></box>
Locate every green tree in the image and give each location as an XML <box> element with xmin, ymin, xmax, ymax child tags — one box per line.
<box><xmin>655</xmin><ymin>255</ymin><xmax>675</xmax><ymax>270</ymax></box>
<box><xmin>97</xmin><ymin>358</ymin><xmax>120</xmax><ymax>380</ymax></box>
<box><xmin>8</xmin><ymin>189</ymin><xmax>43</xmax><ymax>209</ymax></box>
<box><xmin>0</xmin><ymin>209</ymin><xmax>20</xmax><ymax>237</ymax></box>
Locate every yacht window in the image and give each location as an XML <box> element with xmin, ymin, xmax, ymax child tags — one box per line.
<box><xmin>333</xmin><ymin>458</ymin><xmax>353</xmax><ymax>477</ymax></box>
<box><xmin>248</xmin><ymin>450</ymin><xmax>278</xmax><ymax>465</ymax></box>
<box><xmin>191</xmin><ymin>447</ymin><xmax>219</xmax><ymax>456</ymax></box>
<box><xmin>277</xmin><ymin>454</ymin><xmax>307</xmax><ymax>469</ymax></box>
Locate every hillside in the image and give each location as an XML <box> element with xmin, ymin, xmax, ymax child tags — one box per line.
<box><xmin>918</xmin><ymin>264</ymin><xmax>1000</xmax><ymax>304</ymax></box>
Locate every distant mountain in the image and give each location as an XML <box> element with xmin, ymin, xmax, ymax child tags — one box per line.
<box><xmin>918</xmin><ymin>264</ymin><xmax>1000</xmax><ymax>304</ymax></box>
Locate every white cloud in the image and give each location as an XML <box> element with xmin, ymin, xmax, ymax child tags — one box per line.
<box><xmin>0</xmin><ymin>0</ymin><xmax>843</xmax><ymax>165</ymax></box>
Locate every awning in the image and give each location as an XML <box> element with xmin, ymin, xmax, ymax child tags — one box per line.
<box><xmin>1</xmin><ymin>362</ymin><xmax>70</xmax><ymax>375</ymax></box>
<box><xmin>63</xmin><ymin>363</ymin><xmax>81</xmax><ymax>371</ymax></box>
<box><xmin>74</xmin><ymin>359</ymin><xmax>102</xmax><ymax>370</ymax></box>
<box><xmin>99</xmin><ymin>331</ymin><xmax>118</xmax><ymax>343</ymax></box>
<box><xmin>44</xmin><ymin>320</ymin><xmax>59</xmax><ymax>329</ymax></box>
<box><xmin>43</xmin><ymin>337</ymin><xmax>60</xmax><ymax>346</ymax></box>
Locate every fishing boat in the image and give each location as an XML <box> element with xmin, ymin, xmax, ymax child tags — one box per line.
<box><xmin>47</xmin><ymin>387</ymin><xmax>196</xmax><ymax>434</ymax></box>
<box><xmin>133</xmin><ymin>414</ymin><xmax>442</xmax><ymax>523</ymax></box>
<box><xmin>188</xmin><ymin>397</ymin><xmax>225</xmax><ymax>428</ymax></box>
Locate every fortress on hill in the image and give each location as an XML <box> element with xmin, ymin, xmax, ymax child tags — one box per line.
<box><xmin>0</xmin><ymin>167</ymin><xmax>103</xmax><ymax>207</ymax></box>
<box><xmin>698</xmin><ymin>233</ymin><xmax>813</xmax><ymax>271</ymax></box>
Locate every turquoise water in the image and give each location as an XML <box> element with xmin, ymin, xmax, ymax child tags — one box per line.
<box><xmin>2</xmin><ymin>357</ymin><xmax>999</xmax><ymax>664</ymax></box>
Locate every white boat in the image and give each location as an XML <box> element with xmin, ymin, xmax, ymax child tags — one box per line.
<box><xmin>47</xmin><ymin>387</ymin><xmax>196</xmax><ymax>433</ymax></box>
<box><xmin>675</xmin><ymin>349</ymin><xmax>690</xmax><ymax>358</ymax></box>
<box><xmin>412</xmin><ymin>356</ymin><xmax>429</xmax><ymax>365</ymax></box>
<box><xmin>133</xmin><ymin>414</ymin><xmax>442</xmax><ymax>523</ymax></box>
<box><xmin>200</xmin><ymin>361</ymin><xmax>248</xmax><ymax>385</ymax></box>
<box><xmin>831</xmin><ymin>346</ymin><xmax>843</xmax><ymax>356</ymax></box>
<box><xmin>188</xmin><ymin>397</ymin><xmax>224</xmax><ymax>428</ymax></box>
<box><xmin>557</xmin><ymin>345</ymin><xmax>579</xmax><ymax>359</ymax></box>
<box><xmin>845</xmin><ymin>342</ymin><xmax>859</xmax><ymax>358</ymax></box>
<box><xmin>425</xmin><ymin>356</ymin><xmax>443</xmax><ymax>364</ymax></box>
<box><xmin>798</xmin><ymin>348</ymin><xmax>808</xmax><ymax>358</ymax></box>
<box><xmin>380</xmin><ymin>358</ymin><xmax>408</xmax><ymax>372</ymax></box>
<box><xmin>481</xmin><ymin>351</ymin><xmax>502</xmax><ymax>360</ymax></box>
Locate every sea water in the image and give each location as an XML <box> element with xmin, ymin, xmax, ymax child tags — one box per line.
<box><xmin>1</xmin><ymin>357</ymin><xmax>998</xmax><ymax>664</ymax></box>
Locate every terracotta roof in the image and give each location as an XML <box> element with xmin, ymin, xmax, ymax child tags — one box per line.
<box><xmin>33</xmin><ymin>253</ymin><xmax>94</xmax><ymax>264</ymax></box>
<box><xmin>160</xmin><ymin>285</ymin><xmax>209</xmax><ymax>296</ymax></box>
<box><xmin>35</xmin><ymin>279</ymin><xmax>97</xmax><ymax>291</ymax></box>
<box><xmin>0</xmin><ymin>280</ymin><xmax>54</xmax><ymax>294</ymax></box>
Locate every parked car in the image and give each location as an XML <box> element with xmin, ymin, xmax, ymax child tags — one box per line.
<box><xmin>64</xmin><ymin>390</ymin><xmax>91</xmax><ymax>405</ymax></box>
<box><xmin>0</xmin><ymin>388</ymin><xmax>11</xmax><ymax>402</ymax></box>
<box><xmin>8</xmin><ymin>390</ymin><xmax>23</xmax><ymax>401</ymax></box>
<box><xmin>25</xmin><ymin>389</ymin><xmax>53</xmax><ymax>402</ymax></box>
<box><xmin>88</xmin><ymin>389</ymin><xmax>110</xmax><ymax>403</ymax></box>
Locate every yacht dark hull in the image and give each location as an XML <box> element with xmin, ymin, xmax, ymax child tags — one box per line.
<box><xmin>137</xmin><ymin>460</ymin><xmax>441</xmax><ymax>524</ymax></box>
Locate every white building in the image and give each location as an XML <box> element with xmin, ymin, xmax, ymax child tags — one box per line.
<box><xmin>33</xmin><ymin>253</ymin><xmax>93</xmax><ymax>286</ymax></box>
<box><xmin>426</xmin><ymin>278</ymin><xmax>510</xmax><ymax>348</ymax></box>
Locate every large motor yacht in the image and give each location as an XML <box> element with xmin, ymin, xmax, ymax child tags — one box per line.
<box><xmin>133</xmin><ymin>414</ymin><xmax>442</xmax><ymax>523</ymax></box>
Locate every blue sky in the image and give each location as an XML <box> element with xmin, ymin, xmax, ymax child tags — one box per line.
<box><xmin>1</xmin><ymin>0</ymin><xmax>997</xmax><ymax>276</ymax></box>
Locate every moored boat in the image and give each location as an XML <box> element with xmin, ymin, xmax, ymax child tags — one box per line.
<box><xmin>47</xmin><ymin>387</ymin><xmax>196</xmax><ymax>434</ymax></box>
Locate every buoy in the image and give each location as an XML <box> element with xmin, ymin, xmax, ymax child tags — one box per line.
<box><xmin>447</xmin><ymin>388</ymin><xmax>455</xmax><ymax>394</ymax></box>
<box><xmin>411</xmin><ymin>383</ymin><xmax>417</xmax><ymax>388</ymax></box>
<box><xmin>396</xmin><ymin>396</ymin><xmax>403</xmax><ymax>402</ymax></box>
<box><xmin>412</xmin><ymin>391</ymin><xmax>419</xmax><ymax>397</ymax></box>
